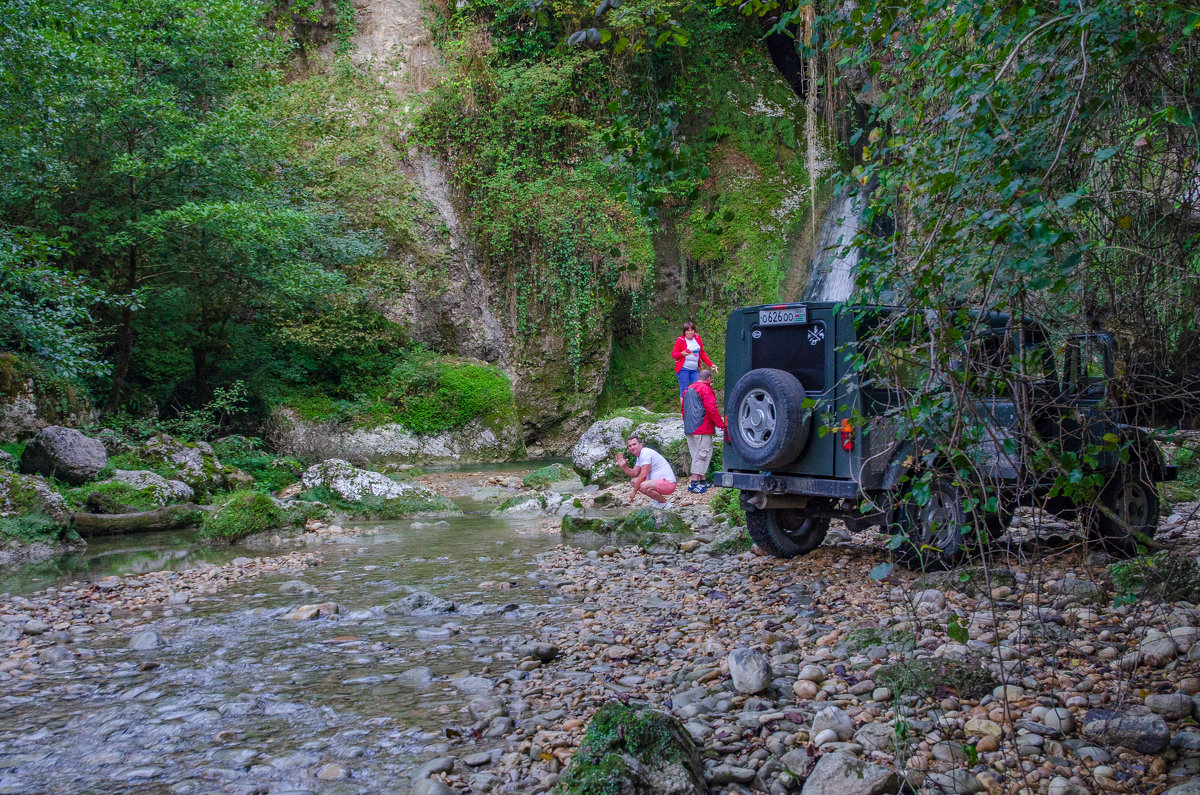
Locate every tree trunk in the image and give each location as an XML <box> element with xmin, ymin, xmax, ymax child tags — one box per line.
<box><xmin>72</xmin><ymin>504</ymin><xmax>206</xmax><ymax>536</ymax></box>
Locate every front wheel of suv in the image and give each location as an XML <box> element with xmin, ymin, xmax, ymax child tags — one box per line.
<box><xmin>746</xmin><ymin>507</ymin><xmax>830</xmax><ymax>558</ymax></box>
<box><xmin>890</xmin><ymin>477</ymin><xmax>997</xmax><ymax>571</ymax></box>
<box><xmin>1088</xmin><ymin>462</ymin><xmax>1159</xmax><ymax>556</ymax></box>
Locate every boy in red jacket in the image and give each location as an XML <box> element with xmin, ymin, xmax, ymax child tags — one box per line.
<box><xmin>681</xmin><ymin>369</ymin><xmax>725</xmax><ymax>493</ymax></box>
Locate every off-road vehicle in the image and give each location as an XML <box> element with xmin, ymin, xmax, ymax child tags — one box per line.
<box><xmin>713</xmin><ymin>302</ymin><xmax>1177</xmax><ymax>570</ymax></box>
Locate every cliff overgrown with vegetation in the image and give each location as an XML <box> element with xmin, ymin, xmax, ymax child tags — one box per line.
<box><xmin>0</xmin><ymin>0</ymin><xmax>821</xmax><ymax>449</ymax></box>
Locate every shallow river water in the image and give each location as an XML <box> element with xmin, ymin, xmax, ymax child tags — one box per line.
<box><xmin>0</xmin><ymin>471</ymin><xmax>587</xmax><ymax>794</ymax></box>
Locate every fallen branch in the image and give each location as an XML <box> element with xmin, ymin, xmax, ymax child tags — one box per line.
<box><xmin>72</xmin><ymin>504</ymin><xmax>208</xmax><ymax>536</ymax></box>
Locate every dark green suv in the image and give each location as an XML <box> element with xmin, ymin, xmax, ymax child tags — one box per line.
<box><xmin>713</xmin><ymin>302</ymin><xmax>1177</xmax><ymax>570</ymax></box>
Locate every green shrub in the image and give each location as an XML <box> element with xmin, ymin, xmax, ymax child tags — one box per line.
<box><xmin>560</xmin><ymin>702</ymin><xmax>687</xmax><ymax>795</ymax></box>
<box><xmin>211</xmin><ymin>436</ymin><xmax>302</xmax><ymax>493</ymax></box>
<box><xmin>709</xmin><ymin>487</ymin><xmax>745</xmax><ymax>526</ymax></box>
<box><xmin>388</xmin><ymin>351</ymin><xmax>515</xmax><ymax>435</ymax></box>
<box><xmin>1110</xmin><ymin>552</ymin><xmax>1200</xmax><ymax>604</ymax></box>
<box><xmin>0</xmin><ymin>513</ymin><xmax>76</xmax><ymax>546</ymax></box>
<box><xmin>0</xmin><ymin>440</ymin><xmax>24</xmax><ymax>464</ymax></box>
<box><xmin>200</xmin><ymin>490</ymin><xmax>284</xmax><ymax>542</ymax></box>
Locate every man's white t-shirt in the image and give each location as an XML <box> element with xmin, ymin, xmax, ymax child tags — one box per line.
<box><xmin>636</xmin><ymin>448</ymin><xmax>676</xmax><ymax>483</ymax></box>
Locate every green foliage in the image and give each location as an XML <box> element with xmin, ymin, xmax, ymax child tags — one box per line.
<box><xmin>200</xmin><ymin>490</ymin><xmax>284</xmax><ymax>542</ymax></box>
<box><xmin>0</xmin><ymin>0</ymin><xmax>384</xmax><ymax>415</ymax></box>
<box><xmin>709</xmin><ymin>487</ymin><xmax>745</xmax><ymax>526</ymax></box>
<box><xmin>0</xmin><ymin>232</ymin><xmax>113</xmax><ymax>378</ymax></box>
<box><xmin>0</xmin><ymin>513</ymin><xmax>74</xmax><ymax>546</ymax></box>
<box><xmin>65</xmin><ymin>481</ymin><xmax>162</xmax><ymax>513</ymax></box>
<box><xmin>1110</xmin><ymin>552</ymin><xmax>1200</xmax><ymax>605</ymax></box>
<box><xmin>211</xmin><ymin>436</ymin><xmax>302</xmax><ymax>494</ymax></box>
<box><xmin>560</xmin><ymin>702</ymin><xmax>682</xmax><ymax>795</ymax></box>
<box><xmin>1167</xmin><ymin>443</ymin><xmax>1200</xmax><ymax>501</ymax></box>
<box><xmin>296</xmin><ymin>485</ymin><xmax>457</xmax><ymax>518</ymax></box>
<box><xmin>279</xmin><ymin>346</ymin><xmax>518</xmax><ymax>435</ymax></box>
<box><xmin>388</xmin><ymin>350</ymin><xmax>516</xmax><ymax>435</ymax></box>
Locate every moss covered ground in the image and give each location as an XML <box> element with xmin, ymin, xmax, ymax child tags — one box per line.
<box><xmin>0</xmin><ymin>514</ymin><xmax>77</xmax><ymax>547</ymax></box>
<box><xmin>559</xmin><ymin>702</ymin><xmax>685</xmax><ymax>795</ymax></box>
<box><xmin>199</xmin><ymin>491</ymin><xmax>286</xmax><ymax>543</ymax></box>
<box><xmin>65</xmin><ymin>480</ymin><xmax>162</xmax><ymax>513</ymax></box>
<box><xmin>522</xmin><ymin>463</ymin><xmax>576</xmax><ymax>490</ymax></box>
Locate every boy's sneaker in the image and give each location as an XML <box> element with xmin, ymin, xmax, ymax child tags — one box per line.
<box><xmin>688</xmin><ymin>482</ymin><xmax>707</xmax><ymax>494</ymax></box>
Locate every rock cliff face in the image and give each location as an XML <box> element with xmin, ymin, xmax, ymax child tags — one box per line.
<box><xmin>283</xmin><ymin>0</ymin><xmax>606</xmax><ymax>456</ymax></box>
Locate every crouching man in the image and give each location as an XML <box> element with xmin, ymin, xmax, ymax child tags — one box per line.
<box><xmin>614</xmin><ymin>435</ymin><xmax>676</xmax><ymax>508</ymax></box>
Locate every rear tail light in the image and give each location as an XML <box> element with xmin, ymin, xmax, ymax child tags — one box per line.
<box><xmin>723</xmin><ymin>423</ymin><xmax>731</xmax><ymax>443</ymax></box>
<box><xmin>839</xmin><ymin>419</ymin><xmax>854</xmax><ymax>452</ymax></box>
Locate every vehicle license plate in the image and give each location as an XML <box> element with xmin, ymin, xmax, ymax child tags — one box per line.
<box><xmin>758</xmin><ymin>306</ymin><xmax>807</xmax><ymax>326</ymax></box>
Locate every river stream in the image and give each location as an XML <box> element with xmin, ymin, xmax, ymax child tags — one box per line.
<box><xmin>0</xmin><ymin>465</ymin><xmax>588</xmax><ymax>794</ymax></box>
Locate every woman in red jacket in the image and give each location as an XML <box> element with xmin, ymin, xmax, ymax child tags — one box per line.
<box><xmin>672</xmin><ymin>320</ymin><xmax>717</xmax><ymax>396</ymax></box>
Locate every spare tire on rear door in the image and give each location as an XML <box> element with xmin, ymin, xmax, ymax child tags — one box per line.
<box><xmin>728</xmin><ymin>368</ymin><xmax>811</xmax><ymax>469</ymax></box>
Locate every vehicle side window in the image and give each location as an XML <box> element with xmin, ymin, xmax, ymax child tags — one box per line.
<box><xmin>1064</xmin><ymin>335</ymin><xmax>1112</xmax><ymax>400</ymax></box>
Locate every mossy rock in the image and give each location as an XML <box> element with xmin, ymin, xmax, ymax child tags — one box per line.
<box><xmin>559</xmin><ymin>701</ymin><xmax>705</xmax><ymax>795</ymax></box>
<box><xmin>707</xmin><ymin>528</ymin><xmax>753</xmax><ymax>554</ymax></box>
<box><xmin>523</xmin><ymin>463</ymin><xmax>576</xmax><ymax>490</ymax></box>
<box><xmin>561</xmin><ymin>515</ymin><xmax>611</xmax><ymax>536</ymax></box>
<box><xmin>561</xmin><ymin>508</ymin><xmax>690</xmax><ymax>545</ymax></box>
<box><xmin>297</xmin><ymin>485</ymin><xmax>457</xmax><ymax>519</ymax></box>
<box><xmin>917</xmin><ymin>566</ymin><xmax>1017</xmax><ymax>598</ymax></box>
<box><xmin>497</xmin><ymin>492</ymin><xmax>549</xmax><ymax>513</ymax></box>
<box><xmin>1109</xmin><ymin>552</ymin><xmax>1200</xmax><ymax>604</ymax></box>
<box><xmin>874</xmin><ymin>657</ymin><xmax>997</xmax><ymax>701</ymax></box>
<box><xmin>592</xmin><ymin>491</ymin><xmax>618</xmax><ymax>508</ymax></box>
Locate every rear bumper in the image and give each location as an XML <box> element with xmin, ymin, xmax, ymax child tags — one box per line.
<box><xmin>713</xmin><ymin>471</ymin><xmax>861</xmax><ymax>499</ymax></box>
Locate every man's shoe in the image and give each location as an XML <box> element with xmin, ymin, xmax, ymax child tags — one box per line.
<box><xmin>652</xmin><ymin>499</ymin><xmax>672</xmax><ymax>509</ymax></box>
<box><xmin>688</xmin><ymin>481</ymin><xmax>707</xmax><ymax>494</ymax></box>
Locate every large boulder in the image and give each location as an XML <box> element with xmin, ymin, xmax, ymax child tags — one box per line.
<box><xmin>559</xmin><ymin>702</ymin><xmax>705</xmax><ymax>795</ymax></box>
<box><xmin>19</xmin><ymin>426</ymin><xmax>107</xmax><ymax>485</ymax></box>
<box><xmin>571</xmin><ymin>409</ymin><xmax>693</xmax><ymax>486</ymax></box>
<box><xmin>0</xmin><ymin>470</ymin><xmax>70</xmax><ymax>525</ymax></box>
<box><xmin>134</xmin><ymin>435</ymin><xmax>229</xmax><ymax>496</ymax></box>
<box><xmin>800</xmin><ymin>752</ymin><xmax>900</xmax><ymax>795</ymax></box>
<box><xmin>0</xmin><ymin>470</ymin><xmax>79</xmax><ymax>566</ymax></box>
<box><xmin>1083</xmin><ymin>709</ymin><xmax>1170</xmax><ymax>754</ymax></box>
<box><xmin>299</xmin><ymin>459</ymin><xmax>455</xmax><ymax>515</ymax></box>
<box><xmin>303</xmin><ymin>459</ymin><xmax>419</xmax><ymax>501</ymax></box>
<box><xmin>561</xmin><ymin>508</ymin><xmax>690</xmax><ymax>543</ymax></box>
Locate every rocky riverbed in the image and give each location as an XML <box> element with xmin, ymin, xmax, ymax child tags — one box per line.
<box><xmin>1</xmin><ymin>463</ymin><xmax>1198</xmax><ymax>795</ymax></box>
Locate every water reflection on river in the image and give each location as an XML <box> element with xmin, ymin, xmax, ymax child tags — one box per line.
<box><xmin>0</xmin><ymin>482</ymin><xmax>585</xmax><ymax>794</ymax></box>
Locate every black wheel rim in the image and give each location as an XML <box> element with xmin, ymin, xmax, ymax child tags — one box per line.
<box><xmin>774</xmin><ymin>509</ymin><xmax>818</xmax><ymax>541</ymax></box>
<box><xmin>1114</xmin><ymin>479</ymin><xmax>1152</xmax><ymax>530</ymax></box>
<box><xmin>917</xmin><ymin>486</ymin><xmax>961</xmax><ymax>551</ymax></box>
